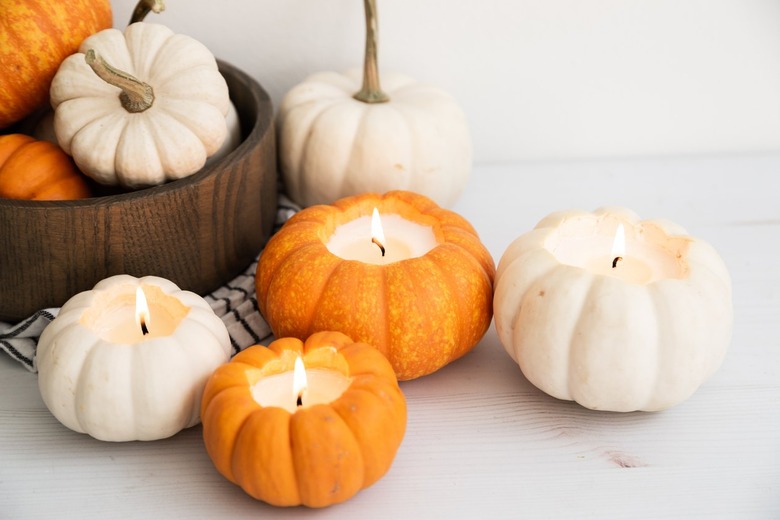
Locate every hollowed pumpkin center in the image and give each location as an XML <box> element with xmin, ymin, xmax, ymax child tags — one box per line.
<box><xmin>545</xmin><ymin>215</ymin><xmax>690</xmax><ymax>284</ymax></box>
<box><xmin>249</xmin><ymin>347</ymin><xmax>353</xmax><ymax>413</ymax></box>
<box><xmin>322</xmin><ymin>198</ymin><xmax>442</xmax><ymax>265</ymax></box>
<box><xmin>81</xmin><ymin>283</ymin><xmax>189</xmax><ymax>343</ymax></box>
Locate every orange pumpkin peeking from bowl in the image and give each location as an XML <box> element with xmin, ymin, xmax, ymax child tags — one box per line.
<box><xmin>0</xmin><ymin>134</ymin><xmax>90</xmax><ymax>200</ymax></box>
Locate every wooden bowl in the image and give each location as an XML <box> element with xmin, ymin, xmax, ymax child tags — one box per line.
<box><xmin>0</xmin><ymin>61</ymin><xmax>277</xmax><ymax>322</ymax></box>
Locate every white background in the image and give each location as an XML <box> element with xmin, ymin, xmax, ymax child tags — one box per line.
<box><xmin>109</xmin><ymin>0</ymin><xmax>780</xmax><ymax>163</ymax></box>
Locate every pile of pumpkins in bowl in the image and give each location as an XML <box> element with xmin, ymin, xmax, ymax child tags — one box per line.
<box><xmin>0</xmin><ymin>0</ymin><xmax>277</xmax><ymax>322</ymax></box>
<box><xmin>0</xmin><ymin>0</ymin><xmax>475</xmax><ymax>322</ymax></box>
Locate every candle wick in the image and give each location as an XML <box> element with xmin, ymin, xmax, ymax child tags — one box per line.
<box><xmin>371</xmin><ymin>237</ymin><xmax>386</xmax><ymax>257</ymax></box>
<box><xmin>140</xmin><ymin>320</ymin><xmax>149</xmax><ymax>335</ymax></box>
<box><xmin>612</xmin><ymin>256</ymin><xmax>623</xmax><ymax>269</ymax></box>
<box><xmin>296</xmin><ymin>393</ymin><xmax>303</xmax><ymax>407</ymax></box>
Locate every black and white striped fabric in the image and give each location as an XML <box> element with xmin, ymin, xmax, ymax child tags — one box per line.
<box><xmin>0</xmin><ymin>195</ymin><xmax>299</xmax><ymax>373</ymax></box>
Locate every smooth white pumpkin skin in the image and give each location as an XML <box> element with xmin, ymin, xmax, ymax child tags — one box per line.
<box><xmin>204</xmin><ymin>100</ymin><xmax>240</xmax><ymax>167</ymax></box>
<box><xmin>50</xmin><ymin>23</ymin><xmax>230</xmax><ymax>188</ymax></box>
<box><xmin>35</xmin><ymin>275</ymin><xmax>231</xmax><ymax>441</ymax></box>
<box><xmin>278</xmin><ymin>69</ymin><xmax>472</xmax><ymax>208</ymax></box>
<box><xmin>33</xmin><ymin>100</ymin><xmax>240</xmax><ymax>165</ymax></box>
<box><xmin>494</xmin><ymin>208</ymin><xmax>733</xmax><ymax>412</ymax></box>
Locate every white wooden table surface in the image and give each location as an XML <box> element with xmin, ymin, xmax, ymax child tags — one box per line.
<box><xmin>2</xmin><ymin>154</ymin><xmax>779</xmax><ymax>519</ymax></box>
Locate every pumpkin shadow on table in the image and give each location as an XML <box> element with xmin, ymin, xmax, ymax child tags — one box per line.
<box><xmin>397</xmin><ymin>324</ymin><xmax>672</xmax><ymax>470</ymax></box>
<box><xmin>31</xmin><ymin>417</ymin><xmax>337</xmax><ymax>513</ymax></box>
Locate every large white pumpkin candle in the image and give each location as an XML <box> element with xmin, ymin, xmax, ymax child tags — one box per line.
<box><xmin>35</xmin><ymin>274</ymin><xmax>231</xmax><ymax>441</ymax></box>
<box><xmin>494</xmin><ymin>207</ymin><xmax>733</xmax><ymax>412</ymax></box>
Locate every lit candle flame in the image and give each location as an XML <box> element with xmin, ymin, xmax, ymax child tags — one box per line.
<box><xmin>293</xmin><ymin>356</ymin><xmax>307</xmax><ymax>407</ymax></box>
<box><xmin>371</xmin><ymin>207</ymin><xmax>386</xmax><ymax>256</ymax></box>
<box><xmin>611</xmin><ymin>223</ymin><xmax>625</xmax><ymax>268</ymax></box>
<box><xmin>135</xmin><ymin>287</ymin><xmax>150</xmax><ymax>335</ymax></box>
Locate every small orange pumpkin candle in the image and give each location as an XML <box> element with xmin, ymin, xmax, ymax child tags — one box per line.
<box><xmin>200</xmin><ymin>331</ymin><xmax>407</xmax><ymax>508</ymax></box>
<box><xmin>256</xmin><ymin>190</ymin><xmax>495</xmax><ymax>380</ymax></box>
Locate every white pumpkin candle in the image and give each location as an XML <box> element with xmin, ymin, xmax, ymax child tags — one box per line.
<box><xmin>35</xmin><ymin>274</ymin><xmax>231</xmax><ymax>442</ymax></box>
<box><xmin>251</xmin><ymin>357</ymin><xmax>352</xmax><ymax>413</ymax></box>
<box><xmin>546</xmin><ymin>217</ymin><xmax>688</xmax><ymax>284</ymax></box>
<box><xmin>494</xmin><ymin>207</ymin><xmax>732</xmax><ymax>412</ymax></box>
<box><xmin>326</xmin><ymin>208</ymin><xmax>438</xmax><ymax>265</ymax></box>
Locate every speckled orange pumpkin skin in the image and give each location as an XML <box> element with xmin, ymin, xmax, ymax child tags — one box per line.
<box><xmin>200</xmin><ymin>331</ymin><xmax>407</xmax><ymax>508</ymax></box>
<box><xmin>0</xmin><ymin>0</ymin><xmax>113</xmax><ymax>128</ymax></box>
<box><xmin>256</xmin><ymin>191</ymin><xmax>495</xmax><ymax>380</ymax></box>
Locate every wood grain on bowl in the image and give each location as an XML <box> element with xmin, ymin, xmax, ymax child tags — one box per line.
<box><xmin>0</xmin><ymin>61</ymin><xmax>277</xmax><ymax>322</ymax></box>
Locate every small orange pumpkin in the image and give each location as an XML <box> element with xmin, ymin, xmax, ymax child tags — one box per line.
<box><xmin>256</xmin><ymin>190</ymin><xmax>495</xmax><ymax>380</ymax></box>
<box><xmin>0</xmin><ymin>134</ymin><xmax>90</xmax><ymax>200</ymax></box>
<box><xmin>201</xmin><ymin>331</ymin><xmax>407</xmax><ymax>508</ymax></box>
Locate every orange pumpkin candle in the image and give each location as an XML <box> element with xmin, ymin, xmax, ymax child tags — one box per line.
<box><xmin>256</xmin><ymin>190</ymin><xmax>495</xmax><ymax>380</ymax></box>
<box><xmin>201</xmin><ymin>331</ymin><xmax>407</xmax><ymax>508</ymax></box>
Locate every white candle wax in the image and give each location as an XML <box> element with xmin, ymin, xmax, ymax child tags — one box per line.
<box><xmin>545</xmin><ymin>217</ymin><xmax>687</xmax><ymax>284</ymax></box>
<box><xmin>81</xmin><ymin>284</ymin><xmax>188</xmax><ymax>343</ymax></box>
<box><xmin>326</xmin><ymin>213</ymin><xmax>438</xmax><ymax>265</ymax></box>
<box><xmin>251</xmin><ymin>369</ymin><xmax>352</xmax><ymax>413</ymax></box>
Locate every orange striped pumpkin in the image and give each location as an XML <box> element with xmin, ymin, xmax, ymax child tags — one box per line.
<box><xmin>256</xmin><ymin>191</ymin><xmax>495</xmax><ymax>380</ymax></box>
<box><xmin>201</xmin><ymin>331</ymin><xmax>407</xmax><ymax>507</ymax></box>
<box><xmin>0</xmin><ymin>0</ymin><xmax>112</xmax><ymax>128</ymax></box>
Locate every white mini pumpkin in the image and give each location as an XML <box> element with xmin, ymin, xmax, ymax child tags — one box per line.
<box><xmin>50</xmin><ymin>22</ymin><xmax>230</xmax><ymax>188</ymax></box>
<box><xmin>34</xmin><ymin>101</ymin><xmax>240</xmax><ymax>166</ymax></box>
<box><xmin>277</xmin><ymin>0</ymin><xmax>471</xmax><ymax>208</ymax></box>
<box><xmin>494</xmin><ymin>207</ymin><xmax>733</xmax><ymax>412</ymax></box>
<box><xmin>35</xmin><ymin>275</ymin><xmax>231</xmax><ymax>441</ymax></box>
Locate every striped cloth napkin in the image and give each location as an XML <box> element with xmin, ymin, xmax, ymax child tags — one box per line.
<box><xmin>0</xmin><ymin>195</ymin><xmax>299</xmax><ymax>373</ymax></box>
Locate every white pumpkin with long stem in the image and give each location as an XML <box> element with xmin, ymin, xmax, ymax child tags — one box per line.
<box><xmin>278</xmin><ymin>0</ymin><xmax>472</xmax><ymax>208</ymax></box>
<box><xmin>49</xmin><ymin>20</ymin><xmax>230</xmax><ymax>188</ymax></box>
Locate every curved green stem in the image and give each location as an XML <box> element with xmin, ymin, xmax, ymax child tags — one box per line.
<box><xmin>85</xmin><ymin>50</ymin><xmax>154</xmax><ymax>113</ymax></box>
<box><xmin>130</xmin><ymin>0</ymin><xmax>165</xmax><ymax>24</ymax></box>
<box><xmin>353</xmin><ymin>0</ymin><xmax>389</xmax><ymax>104</ymax></box>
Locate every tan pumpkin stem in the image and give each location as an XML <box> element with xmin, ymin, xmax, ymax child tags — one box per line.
<box><xmin>130</xmin><ymin>0</ymin><xmax>165</xmax><ymax>24</ymax></box>
<box><xmin>353</xmin><ymin>0</ymin><xmax>389</xmax><ymax>104</ymax></box>
<box><xmin>85</xmin><ymin>49</ymin><xmax>154</xmax><ymax>113</ymax></box>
